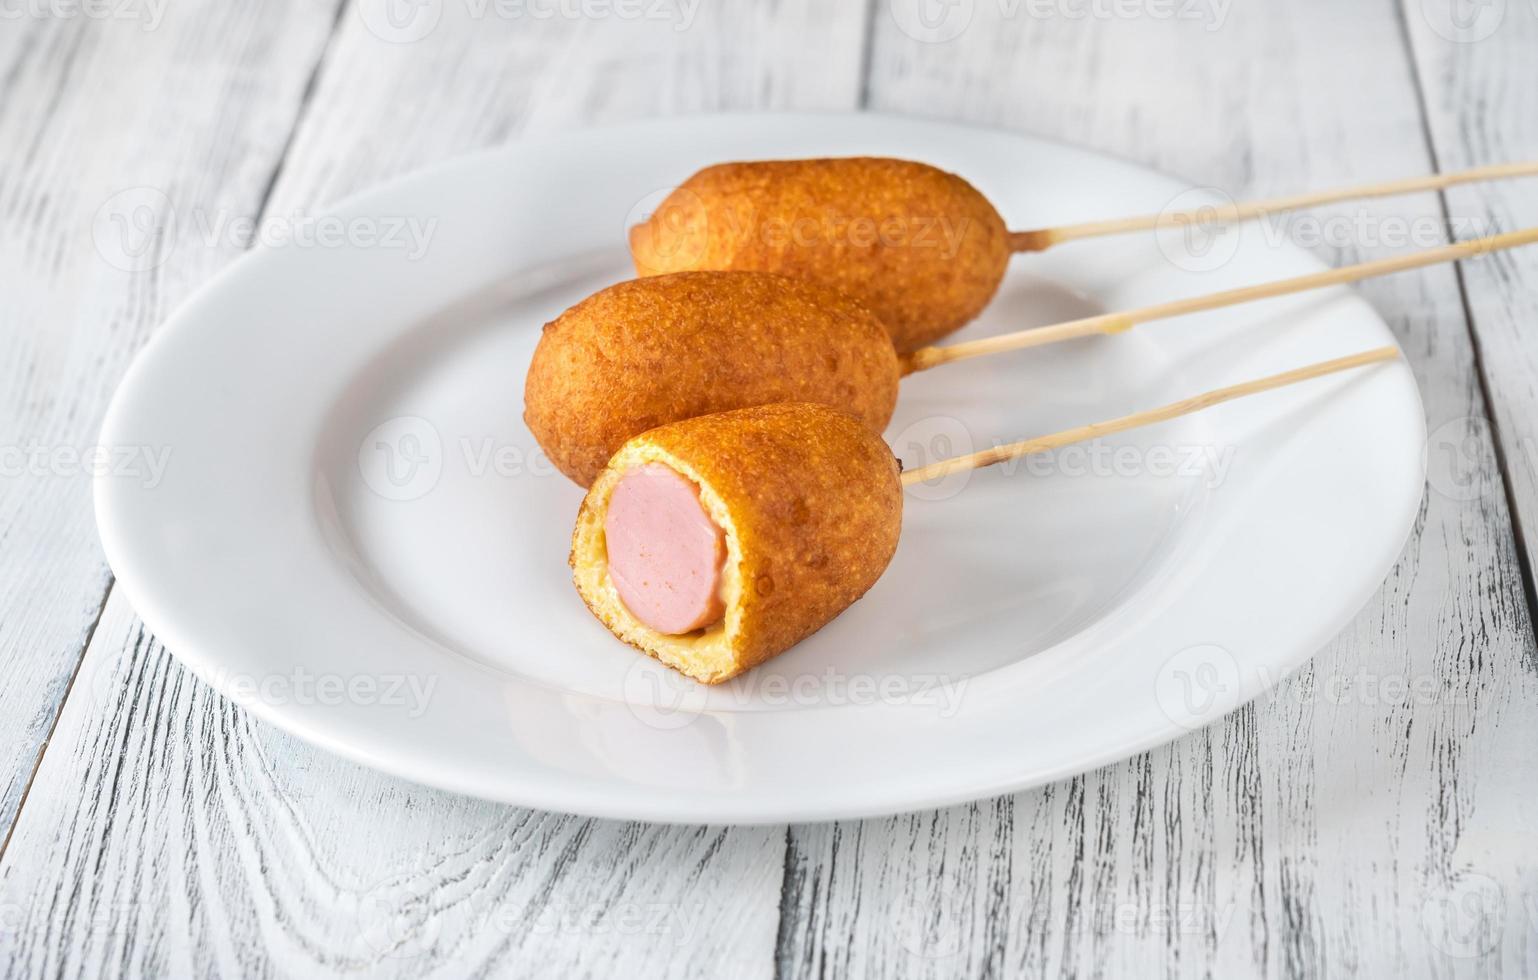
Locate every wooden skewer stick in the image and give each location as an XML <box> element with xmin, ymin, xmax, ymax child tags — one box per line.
<box><xmin>1007</xmin><ymin>160</ymin><xmax>1538</xmax><ymax>252</ymax></box>
<box><xmin>900</xmin><ymin>346</ymin><xmax>1400</xmax><ymax>487</ymax></box>
<box><xmin>903</xmin><ymin>225</ymin><xmax>1538</xmax><ymax>375</ymax></box>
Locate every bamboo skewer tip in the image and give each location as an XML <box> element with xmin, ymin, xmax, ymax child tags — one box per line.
<box><xmin>1006</xmin><ymin>159</ymin><xmax>1538</xmax><ymax>254</ymax></box>
<box><xmin>908</xmin><ymin>224</ymin><xmax>1538</xmax><ymax>375</ymax></box>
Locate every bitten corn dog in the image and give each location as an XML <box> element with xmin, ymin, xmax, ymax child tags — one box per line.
<box><xmin>631</xmin><ymin>157</ymin><xmax>1538</xmax><ymax>350</ymax></box>
<box><xmin>571</xmin><ymin>403</ymin><xmax>902</xmax><ymax>684</ymax></box>
<box><xmin>572</xmin><ymin>347</ymin><xmax>1400</xmax><ymax>684</ymax></box>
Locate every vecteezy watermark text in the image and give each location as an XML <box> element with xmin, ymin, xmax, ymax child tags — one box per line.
<box><xmin>623</xmin><ymin>658</ymin><xmax>972</xmax><ymax>730</ymax></box>
<box><xmin>484</xmin><ymin>901</ymin><xmax>705</xmax><ymax>946</ymax></box>
<box><xmin>991</xmin><ymin>441</ymin><xmax>1234</xmax><ymax>485</ymax></box>
<box><xmin>895</xmin><ymin>412</ymin><xmax>1236</xmax><ymax>502</ymax></box>
<box><xmin>0</xmin><ymin>0</ymin><xmax>166</xmax><ymax>30</ymax></box>
<box><xmin>359</xmin><ymin>418</ymin><xmax>563</xmax><ymax>502</ymax></box>
<box><xmin>208</xmin><ymin>665</ymin><xmax>439</xmax><ymax>719</ymax></box>
<box><xmin>889</xmin><ymin>0</ymin><xmax>1231</xmax><ymax>44</ymax></box>
<box><xmin>356</xmin><ymin>0</ymin><xmax>703</xmax><ymax>43</ymax></box>
<box><xmin>628</xmin><ymin>186</ymin><xmax>979</xmax><ymax>267</ymax></box>
<box><xmin>1155</xmin><ymin>187</ymin><xmax>1502</xmax><ymax>273</ymax></box>
<box><xmin>1156</xmin><ymin>643</ymin><xmax>1474</xmax><ymax>731</ymax></box>
<box><xmin>2</xmin><ymin>442</ymin><xmax>170</xmax><ymax>488</ymax></box>
<box><xmin>93</xmin><ymin>187</ymin><xmax>438</xmax><ymax>272</ymax></box>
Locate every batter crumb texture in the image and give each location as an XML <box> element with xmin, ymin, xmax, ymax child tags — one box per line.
<box><xmin>525</xmin><ymin>270</ymin><xmax>901</xmax><ymax>487</ymax></box>
<box><xmin>629</xmin><ymin>157</ymin><xmax>1011</xmax><ymax>352</ymax></box>
<box><xmin>571</xmin><ymin>403</ymin><xmax>903</xmax><ymax>684</ymax></box>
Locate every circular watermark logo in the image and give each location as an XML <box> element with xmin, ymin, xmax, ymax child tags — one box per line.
<box><xmin>888</xmin><ymin>0</ymin><xmax>975</xmax><ymax>42</ymax></box>
<box><xmin>893</xmin><ymin>904</ymin><xmax>967</xmax><ymax>959</ymax></box>
<box><xmin>0</xmin><ymin>898</ymin><xmax>25</xmax><ymax>934</ymax></box>
<box><xmin>358</xmin><ymin>416</ymin><xmax>443</xmax><ymax>502</ymax></box>
<box><xmin>93</xmin><ymin>186</ymin><xmax>176</xmax><ymax>272</ymax></box>
<box><xmin>86</xmin><ymin>650</ymin><xmax>129</xmax><ymax>709</ymax></box>
<box><xmin>1154</xmin><ymin>644</ymin><xmax>1241</xmax><ymax>730</ymax></box>
<box><xmin>1421</xmin><ymin>871</ymin><xmax>1505</xmax><ymax>958</ymax></box>
<box><xmin>1424</xmin><ymin>416</ymin><xmax>1498</xmax><ymax>502</ymax></box>
<box><xmin>1420</xmin><ymin>0</ymin><xmax>1506</xmax><ymax>42</ymax></box>
<box><xmin>622</xmin><ymin>657</ymin><xmax>708</xmax><ymax>730</ymax></box>
<box><xmin>356</xmin><ymin>0</ymin><xmax>443</xmax><ymax>42</ymax></box>
<box><xmin>356</xmin><ymin>879</ymin><xmax>441</xmax><ymax>960</ymax></box>
<box><xmin>891</xmin><ymin>414</ymin><xmax>974</xmax><ymax>501</ymax></box>
<box><xmin>1155</xmin><ymin>187</ymin><xmax>1242</xmax><ymax>274</ymax></box>
<box><xmin>625</xmin><ymin>186</ymin><xmax>708</xmax><ymax>270</ymax></box>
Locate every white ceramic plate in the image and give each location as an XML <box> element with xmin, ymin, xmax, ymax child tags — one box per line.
<box><xmin>95</xmin><ymin>114</ymin><xmax>1424</xmax><ymax>824</ymax></box>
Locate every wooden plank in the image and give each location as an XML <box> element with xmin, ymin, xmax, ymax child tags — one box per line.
<box><xmin>0</xmin><ymin>0</ymin><xmax>343</xmax><ymax>842</ymax></box>
<box><xmin>0</xmin><ymin>598</ymin><xmax>788</xmax><ymax>978</ymax></box>
<box><xmin>773</xmin><ymin>3</ymin><xmax>1538</xmax><ymax>977</ymax></box>
<box><xmin>1402</xmin><ymin>0</ymin><xmax>1538</xmax><ymax>625</ymax></box>
<box><xmin>265</xmin><ymin>0</ymin><xmax>871</xmax><ymax>209</ymax></box>
<box><xmin>0</xmin><ymin>2</ymin><xmax>870</xmax><ymax>976</ymax></box>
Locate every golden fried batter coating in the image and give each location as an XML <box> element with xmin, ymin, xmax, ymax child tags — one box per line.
<box><xmin>525</xmin><ymin>271</ymin><xmax>900</xmax><ymax>486</ymax></box>
<box><xmin>571</xmin><ymin>403</ymin><xmax>903</xmax><ymax>683</ymax></box>
<box><xmin>629</xmin><ymin>157</ymin><xmax>1011</xmax><ymax>352</ymax></box>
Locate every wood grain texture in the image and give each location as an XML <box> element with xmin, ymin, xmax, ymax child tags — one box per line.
<box><xmin>1402</xmin><ymin>0</ymin><xmax>1538</xmax><ymax>638</ymax></box>
<box><xmin>770</xmin><ymin>1</ymin><xmax>1538</xmax><ymax>977</ymax></box>
<box><xmin>263</xmin><ymin>0</ymin><xmax>870</xmax><ymax>213</ymax></box>
<box><xmin>0</xmin><ymin>598</ymin><xmax>786</xmax><ymax>978</ymax></box>
<box><xmin>0</xmin><ymin>0</ymin><xmax>342</xmax><ymax>841</ymax></box>
<box><xmin>0</xmin><ymin>1</ymin><xmax>870</xmax><ymax>976</ymax></box>
<box><xmin>4</xmin><ymin>1</ymin><xmax>1537</xmax><ymax>977</ymax></box>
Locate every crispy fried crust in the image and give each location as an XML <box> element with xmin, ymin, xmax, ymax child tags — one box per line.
<box><xmin>525</xmin><ymin>271</ymin><xmax>900</xmax><ymax>486</ymax></box>
<box><xmin>571</xmin><ymin>403</ymin><xmax>903</xmax><ymax>684</ymax></box>
<box><xmin>629</xmin><ymin>157</ymin><xmax>1011</xmax><ymax>353</ymax></box>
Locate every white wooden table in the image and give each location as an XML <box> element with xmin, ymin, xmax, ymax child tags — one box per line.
<box><xmin>3</xmin><ymin>1</ymin><xmax>1536</xmax><ymax>975</ymax></box>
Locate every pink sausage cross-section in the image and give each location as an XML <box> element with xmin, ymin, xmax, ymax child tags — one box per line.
<box><xmin>603</xmin><ymin>463</ymin><xmax>727</xmax><ymax>634</ymax></box>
